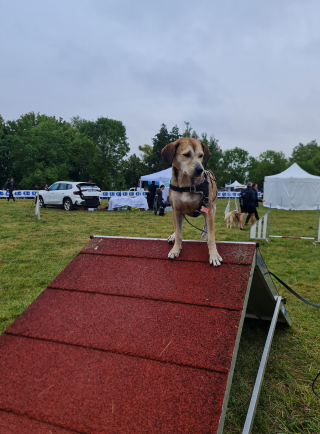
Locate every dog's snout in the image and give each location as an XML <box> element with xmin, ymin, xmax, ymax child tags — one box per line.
<box><xmin>194</xmin><ymin>166</ymin><xmax>203</xmax><ymax>176</ymax></box>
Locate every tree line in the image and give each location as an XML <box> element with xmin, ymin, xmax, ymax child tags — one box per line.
<box><xmin>1</xmin><ymin>113</ymin><xmax>319</xmax><ymax>190</ymax></box>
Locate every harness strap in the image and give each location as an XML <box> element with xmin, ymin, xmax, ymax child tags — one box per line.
<box><xmin>169</xmin><ymin>171</ymin><xmax>218</xmax><ymax>218</ymax></box>
<box><xmin>169</xmin><ymin>172</ymin><xmax>209</xmax><ymax>194</ymax></box>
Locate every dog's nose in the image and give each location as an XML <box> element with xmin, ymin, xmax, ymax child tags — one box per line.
<box><xmin>194</xmin><ymin>166</ymin><xmax>203</xmax><ymax>176</ymax></box>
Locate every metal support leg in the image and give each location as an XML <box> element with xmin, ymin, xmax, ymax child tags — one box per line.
<box><xmin>242</xmin><ymin>296</ymin><xmax>282</xmax><ymax>434</ymax></box>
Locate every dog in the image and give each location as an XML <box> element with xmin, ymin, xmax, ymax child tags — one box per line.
<box><xmin>224</xmin><ymin>210</ymin><xmax>241</xmax><ymax>228</ymax></box>
<box><xmin>161</xmin><ymin>137</ymin><xmax>222</xmax><ymax>266</ymax></box>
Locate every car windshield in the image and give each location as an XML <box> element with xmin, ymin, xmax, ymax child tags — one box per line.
<box><xmin>48</xmin><ymin>183</ymin><xmax>60</xmax><ymax>191</ymax></box>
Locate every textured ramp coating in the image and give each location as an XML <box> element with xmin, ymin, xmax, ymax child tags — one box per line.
<box><xmin>0</xmin><ymin>238</ymin><xmax>256</xmax><ymax>433</ymax></box>
<box><xmin>48</xmin><ymin>255</ymin><xmax>251</xmax><ymax>310</ymax></box>
<box><xmin>83</xmin><ymin>237</ymin><xmax>256</xmax><ymax>264</ymax></box>
<box><xmin>7</xmin><ymin>289</ymin><xmax>242</xmax><ymax>372</ymax></box>
<box><xmin>0</xmin><ymin>411</ymin><xmax>77</xmax><ymax>434</ymax></box>
<box><xmin>0</xmin><ymin>335</ymin><xmax>227</xmax><ymax>434</ymax></box>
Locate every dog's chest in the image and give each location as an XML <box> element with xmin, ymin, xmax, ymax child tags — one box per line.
<box><xmin>170</xmin><ymin>192</ymin><xmax>202</xmax><ymax>213</ymax></box>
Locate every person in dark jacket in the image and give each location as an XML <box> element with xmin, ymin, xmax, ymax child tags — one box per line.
<box><xmin>147</xmin><ymin>181</ymin><xmax>157</xmax><ymax>210</ymax></box>
<box><xmin>6</xmin><ymin>178</ymin><xmax>18</xmax><ymax>202</ymax></box>
<box><xmin>239</xmin><ymin>183</ymin><xmax>256</xmax><ymax>230</ymax></box>
<box><xmin>244</xmin><ymin>183</ymin><xmax>266</xmax><ymax>225</ymax></box>
<box><xmin>154</xmin><ymin>184</ymin><xmax>166</xmax><ymax>215</ymax></box>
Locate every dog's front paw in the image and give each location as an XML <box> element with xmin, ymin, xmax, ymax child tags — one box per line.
<box><xmin>209</xmin><ymin>251</ymin><xmax>223</xmax><ymax>267</ymax></box>
<box><xmin>167</xmin><ymin>233</ymin><xmax>175</xmax><ymax>244</ymax></box>
<box><xmin>168</xmin><ymin>247</ymin><xmax>181</xmax><ymax>259</ymax></box>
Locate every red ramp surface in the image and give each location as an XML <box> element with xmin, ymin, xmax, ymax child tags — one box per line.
<box><xmin>0</xmin><ymin>237</ymin><xmax>258</xmax><ymax>433</ymax></box>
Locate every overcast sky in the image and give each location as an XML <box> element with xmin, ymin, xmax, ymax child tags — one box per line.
<box><xmin>1</xmin><ymin>0</ymin><xmax>320</xmax><ymax>158</ymax></box>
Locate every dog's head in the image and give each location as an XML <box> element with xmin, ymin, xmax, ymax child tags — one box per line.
<box><xmin>161</xmin><ymin>138</ymin><xmax>210</xmax><ymax>178</ymax></box>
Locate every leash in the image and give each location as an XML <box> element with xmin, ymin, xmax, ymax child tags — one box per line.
<box><xmin>312</xmin><ymin>371</ymin><xmax>320</xmax><ymax>399</ymax></box>
<box><xmin>183</xmin><ymin>214</ymin><xmax>207</xmax><ymax>234</ymax></box>
<box><xmin>269</xmin><ymin>272</ymin><xmax>320</xmax><ymax>308</ymax></box>
<box><xmin>269</xmin><ymin>271</ymin><xmax>320</xmax><ymax>399</ymax></box>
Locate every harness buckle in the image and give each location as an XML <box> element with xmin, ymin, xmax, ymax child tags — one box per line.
<box><xmin>190</xmin><ymin>185</ymin><xmax>196</xmax><ymax>193</ymax></box>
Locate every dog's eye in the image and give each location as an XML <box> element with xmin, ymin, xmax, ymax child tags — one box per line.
<box><xmin>183</xmin><ymin>153</ymin><xmax>191</xmax><ymax>158</ymax></box>
<box><xmin>199</xmin><ymin>154</ymin><xmax>203</xmax><ymax>158</ymax></box>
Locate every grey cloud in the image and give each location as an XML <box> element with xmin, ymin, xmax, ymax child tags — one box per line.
<box><xmin>1</xmin><ymin>0</ymin><xmax>320</xmax><ymax>158</ymax></box>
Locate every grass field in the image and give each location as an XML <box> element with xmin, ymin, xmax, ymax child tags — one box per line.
<box><xmin>0</xmin><ymin>198</ymin><xmax>319</xmax><ymax>433</ymax></box>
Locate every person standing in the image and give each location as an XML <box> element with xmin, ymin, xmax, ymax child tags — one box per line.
<box><xmin>6</xmin><ymin>178</ymin><xmax>18</xmax><ymax>202</ymax></box>
<box><xmin>244</xmin><ymin>183</ymin><xmax>266</xmax><ymax>225</ymax></box>
<box><xmin>239</xmin><ymin>183</ymin><xmax>255</xmax><ymax>230</ymax></box>
<box><xmin>154</xmin><ymin>184</ymin><xmax>165</xmax><ymax>215</ymax></box>
<box><xmin>147</xmin><ymin>181</ymin><xmax>157</xmax><ymax>210</ymax></box>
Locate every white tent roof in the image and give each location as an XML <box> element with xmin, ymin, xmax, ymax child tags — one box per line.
<box><xmin>265</xmin><ymin>163</ymin><xmax>320</xmax><ymax>180</ymax></box>
<box><xmin>140</xmin><ymin>167</ymin><xmax>172</xmax><ymax>184</ymax></box>
<box><xmin>225</xmin><ymin>180</ymin><xmax>246</xmax><ymax>189</ymax></box>
<box><xmin>263</xmin><ymin>163</ymin><xmax>320</xmax><ymax>210</ymax></box>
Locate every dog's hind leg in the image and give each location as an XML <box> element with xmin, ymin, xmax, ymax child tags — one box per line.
<box><xmin>168</xmin><ymin>211</ymin><xmax>183</xmax><ymax>259</ymax></box>
<box><xmin>201</xmin><ymin>218</ymin><xmax>208</xmax><ymax>241</ymax></box>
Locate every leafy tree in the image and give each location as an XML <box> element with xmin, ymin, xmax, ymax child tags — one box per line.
<box><xmin>182</xmin><ymin>121</ymin><xmax>193</xmax><ymax>138</ymax></box>
<box><xmin>0</xmin><ymin>115</ymin><xmax>16</xmax><ymax>187</ymax></box>
<box><xmin>248</xmin><ymin>150</ymin><xmax>288</xmax><ymax>187</ymax></box>
<box><xmin>123</xmin><ymin>154</ymin><xmax>149</xmax><ymax>189</ymax></box>
<box><xmin>9</xmin><ymin>113</ymin><xmax>78</xmax><ymax>188</ymax></box>
<box><xmin>72</xmin><ymin>116</ymin><xmax>130</xmax><ymax>190</ymax></box>
<box><xmin>289</xmin><ymin>140</ymin><xmax>320</xmax><ymax>175</ymax></box>
<box><xmin>217</xmin><ymin>147</ymin><xmax>250</xmax><ymax>186</ymax></box>
<box><xmin>138</xmin><ymin>144</ymin><xmax>153</xmax><ymax>164</ymax></box>
<box><xmin>148</xmin><ymin>124</ymin><xmax>180</xmax><ymax>172</ymax></box>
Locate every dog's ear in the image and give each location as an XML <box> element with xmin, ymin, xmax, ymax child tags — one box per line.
<box><xmin>161</xmin><ymin>140</ymin><xmax>180</xmax><ymax>166</ymax></box>
<box><xmin>200</xmin><ymin>142</ymin><xmax>211</xmax><ymax>166</ymax></box>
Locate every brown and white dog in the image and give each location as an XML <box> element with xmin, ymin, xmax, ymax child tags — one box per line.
<box><xmin>161</xmin><ymin>138</ymin><xmax>222</xmax><ymax>266</ymax></box>
<box><xmin>224</xmin><ymin>210</ymin><xmax>241</xmax><ymax>228</ymax></box>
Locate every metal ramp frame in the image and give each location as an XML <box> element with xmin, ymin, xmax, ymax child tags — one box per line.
<box><xmin>0</xmin><ymin>237</ymin><xmax>291</xmax><ymax>434</ymax></box>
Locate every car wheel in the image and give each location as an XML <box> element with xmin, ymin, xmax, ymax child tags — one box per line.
<box><xmin>63</xmin><ymin>198</ymin><xmax>73</xmax><ymax>211</ymax></box>
<box><xmin>39</xmin><ymin>196</ymin><xmax>46</xmax><ymax>208</ymax></box>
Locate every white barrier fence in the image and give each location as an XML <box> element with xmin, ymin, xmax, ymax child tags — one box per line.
<box><xmin>224</xmin><ymin>197</ymin><xmax>239</xmax><ymax>217</ymax></box>
<box><xmin>250</xmin><ymin>212</ymin><xmax>270</xmax><ymax>241</ymax></box>
<box><xmin>0</xmin><ymin>190</ymin><xmax>148</xmax><ymax>199</ymax></box>
<box><xmin>35</xmin><ymin>191</ymin><xmax>40</xmax><ymax>221</ymax></box>
<box><xmin>0</xmin><ymin>190</ymin><xmax>262</xmax><ymax>199</ymax></box>
<box><xmin>250</xmin><ymin>206</ymin><xmax>320</xmax><ymax>244</ymax></box>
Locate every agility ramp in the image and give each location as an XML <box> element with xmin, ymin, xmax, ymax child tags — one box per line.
<box><xmin>0</xmin><ymin>237</ymin><xmax>291</xmax><ymax>434</ymax></box>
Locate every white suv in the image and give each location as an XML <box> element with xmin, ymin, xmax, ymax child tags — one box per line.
<box><xmin>37</xmin><ymin>182</ymin><xmax>101</xmax><ymax>210</ymax></box>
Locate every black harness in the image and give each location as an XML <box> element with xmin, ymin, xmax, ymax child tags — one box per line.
<box><xmin>169</xmin><ymin>171</ymin><xmax>217</xmax><ymax>218</ymax></box>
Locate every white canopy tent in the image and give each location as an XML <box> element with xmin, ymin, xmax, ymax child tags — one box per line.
<box><xmin>225</xmin><ymin>180</ymin><xmax>246</xmax><ymax>189</ymax></box>
<box><xmin>140</xmin><ymin>167</ymin><xmax>172</xmax><ymax>185</ymax></box>
<box><xmin>263</xmin><ymin>163</ymin><xmax>320</xmax><ymax>210</ymax></box>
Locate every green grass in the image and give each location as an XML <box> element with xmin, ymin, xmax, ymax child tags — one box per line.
<box><xmin>0</xmin><ymin>199</ymin><xmax>319</xmax><ymax>433</ymax></box>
